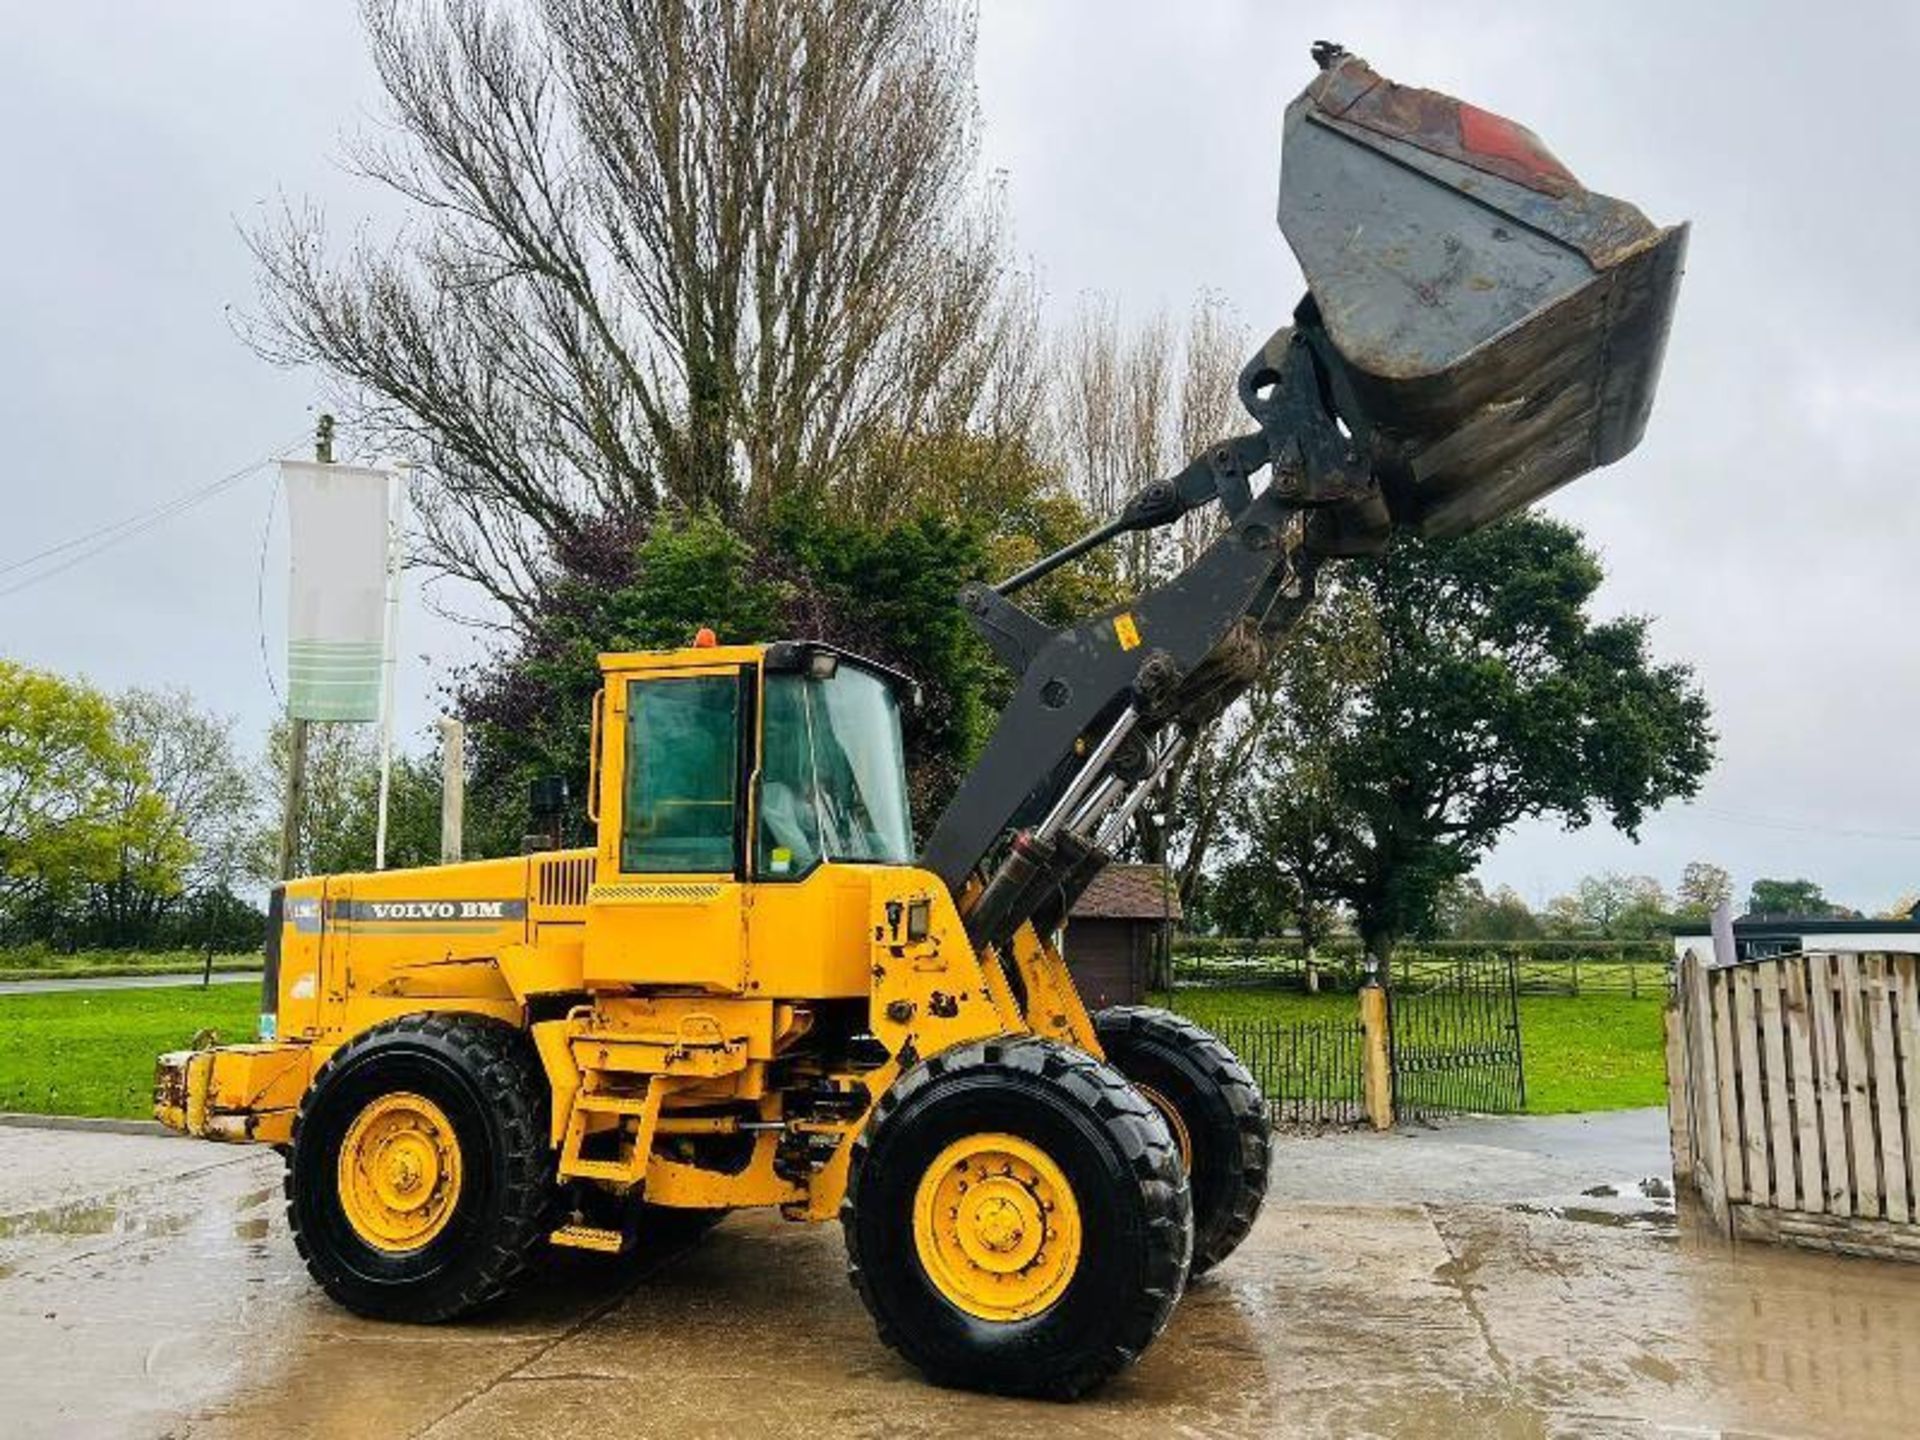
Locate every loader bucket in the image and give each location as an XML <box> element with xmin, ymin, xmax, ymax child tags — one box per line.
<box><xmin>1279</xmin><ymin>49</ymin><xmax>1687</xmax><ymax>539</ymax></box>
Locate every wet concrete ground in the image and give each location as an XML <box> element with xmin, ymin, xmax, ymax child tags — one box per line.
<box><xmin>4</xmin><ymin>1111</ymin><xmax>1918</xmax><ymax>1438</ymax></box>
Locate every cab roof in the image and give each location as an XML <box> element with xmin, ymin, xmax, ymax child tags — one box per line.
<box><xmin>597</xmin><ymin>638</ymin><xmax>918</xmax><ymax>702</ymax></box>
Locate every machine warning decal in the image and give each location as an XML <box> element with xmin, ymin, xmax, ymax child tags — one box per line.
<box><xmin>1113</xmin><ymin>612</ymin><xmax>1142</xmax><ymax>650</ymax></box>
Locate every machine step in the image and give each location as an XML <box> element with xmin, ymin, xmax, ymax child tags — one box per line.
<box><xmin>550</xmin><ymin>1223</ymin><xmax>626</xmax><ymax>1253</ymax></box>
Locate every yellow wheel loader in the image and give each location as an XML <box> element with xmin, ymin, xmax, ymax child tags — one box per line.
<box><xmin>156</xmin><ymin>48</ymin><xmax>1685</xmax><ymax>1397</ymax></box>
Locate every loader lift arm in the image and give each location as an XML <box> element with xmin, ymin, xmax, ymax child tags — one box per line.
<box><xmin>921</xmin><ymin>313</ymin><xmax>1365</xmax><ymax>953</ymax></box>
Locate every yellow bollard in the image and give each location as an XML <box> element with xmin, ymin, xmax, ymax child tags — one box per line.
<box><xmin>1359</xmin><ymin>983</ymin><xmax>1394</xmax><ymax>1131</ymax></box>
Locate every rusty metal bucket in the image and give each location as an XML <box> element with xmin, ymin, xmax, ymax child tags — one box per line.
<box><xmin>1279</xmin><ymin>50</ymin><xmax>1687</xmax><ymax>541</ymax></box>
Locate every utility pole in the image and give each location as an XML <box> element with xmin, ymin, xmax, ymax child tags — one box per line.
<box><xmin>438</xmin><ymin>717</ymin><xmax>465</xmax><ymax>865</ymax></box>
<box><xmin>277</xmin><ymin>414</ymin><xmax>332</xmax><ymax>882</ymax></box>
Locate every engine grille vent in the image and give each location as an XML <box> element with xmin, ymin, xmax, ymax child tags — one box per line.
<box><xmin>536</xmin><ymin>854</ymin><xmax>595</xmax><ymax>908</ymax></box>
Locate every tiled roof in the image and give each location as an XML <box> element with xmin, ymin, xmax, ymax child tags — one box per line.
<box><xmin>1070</xmin><ymin>863</ymin><xmax>1183</xmax><ymax>921</ymax></box>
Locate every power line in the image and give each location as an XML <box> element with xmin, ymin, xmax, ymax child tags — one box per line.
<box><xmin>1692</xmin><ymin>805</ymin><xmax>1920</xmax><ymax>845</ymax></box>
<box><xmin>0</xmin><ymin>433</ymin><xmax>308</xmax><ymax>599</ymax></box>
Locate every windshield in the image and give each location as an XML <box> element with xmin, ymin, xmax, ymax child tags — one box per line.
<box><xmin>757</xmin><ymin>664</ymin><xmax>912</xmax><ymax>875</ymax></box>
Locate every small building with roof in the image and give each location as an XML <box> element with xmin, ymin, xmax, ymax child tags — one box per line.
<box><xmin>1063</xmin><ymin>863</ymin><xmax>1182</xmax><ymax>1008</ymax></box>
<box><xmin>1671</xmin><ymin>907</ymin><xmax>1920</xmax><ymax>963</ymax></box>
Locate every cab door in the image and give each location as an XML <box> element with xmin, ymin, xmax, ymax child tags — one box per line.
<box><xmin>582</xmin><ymin>663</ymin><xmax>755</xmax><ymax>994</ymax></box>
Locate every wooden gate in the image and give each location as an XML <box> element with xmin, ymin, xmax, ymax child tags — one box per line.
<box><xmin>1668</xmin><ymin>948</ymin><xmax>1920</xmax><ymax>1259</ymax></box>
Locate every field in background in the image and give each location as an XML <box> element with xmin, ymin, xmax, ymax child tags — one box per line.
<box><xmin>0</xmin><ymin>982</ymin><xmax>257</xmax><ymax>1118</ymax></box>
<box><xmin>1159</xmin><ymin>985</ymin><xmax>1669</xmax><ymax>1115</ymax></box>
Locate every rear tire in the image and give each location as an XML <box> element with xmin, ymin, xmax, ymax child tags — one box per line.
<box><xmin>287</xmin><ymin>1013</ymin><xmax>552</xmax><ymax>1322</ymax></box>
<box><xmin>842</xmin><ymin>1036</ymin><xmax>1190</xmax><ymax>1399</ymax></box>
<box><xmin>1094</xmin><ymin>1006</ymin><xmax>1270</xmax><ymax>1276</ymax></box>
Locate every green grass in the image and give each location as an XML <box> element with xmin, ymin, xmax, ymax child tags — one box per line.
<box><xmin>1149</xmin><ymin>987</ymin><xmax>1352</xmax><ymax>1025</ymax></box>
<box><xmin>1513</xmin><ymin>996</ymin><xmax>1670</xmax><ymax>1113</ymax></box>
<box><xmin>0</xmin><ymin>982</ymin><xmax>260</xmax><ymax>1119</ymax></box>
<box><xmin>1156</xmin><ymin>985</ymin><xmax>1668</xmax><ymax>1115</ymax></box>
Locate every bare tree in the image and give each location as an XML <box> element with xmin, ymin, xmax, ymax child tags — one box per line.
<box><xmin>1049</xmin><ymin>293</ymin><xmax>1255</xmax><ymax>913</ymax></box>
<box><xmin>249</xmin><ymin>0</ymin><xmax>1029</xmax><ymax>620</ymax></box>
<box><xmin>1049</xmin><ymin>292</ymin><xmax>1250</xmax><ymax>591</ymax></box>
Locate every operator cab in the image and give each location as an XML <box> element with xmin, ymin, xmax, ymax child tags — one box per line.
<box><xmin>598</xmin><ymin>639</ymin><xmax>918</xmax><ymax>888</ymax></box>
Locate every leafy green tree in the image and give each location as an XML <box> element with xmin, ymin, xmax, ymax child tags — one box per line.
<box><xmin>0</xmin><ymin>661</ymin><xmax>142</xmax><ymax>933</ymax></box>
<box><xmin>1436</xmin><ymin>877</ymin><xmax>1542</xmax><ymax>941</ymax></box>
<box><xmin>1747</xmin><ymin>877</ymin><xmax>1838</xmax><ymax>918</ymax></box>
<box><xmin>1544</xmin><ymin>872</ymin><xmax>1671</xmax><ymax>940</ymax></box>
<box><xmin>1240</xmin><ymin>516</ymin><xmax>1714</xmax><ymax>972</ymax></box>
<box><xmin>1676</xmin><ymin>860</ymin><xmax>1734</xmax><ymax>919</ymax></box>
<box><xmin>455</xmin><ymin>467</ymin><xmax>1092</xmax><ymax>852</ymax></box>
<box><xmin>84</xmin><ymin>687</ymin><xmax>256</xmax><ymax>947</ymax></box>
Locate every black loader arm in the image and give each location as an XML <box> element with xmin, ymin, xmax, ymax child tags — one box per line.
<box><xmin>918</xmin><ymin>322</ymin><xmax>1363</xmax><ymax>953</ymax></box>
<box><xmin>917</xmin><ymin>45</ymin><xmax>1687</xmax><ymax>956</ymax></box>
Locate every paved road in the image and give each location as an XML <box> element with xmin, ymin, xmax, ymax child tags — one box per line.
<box><xmin>0</xmin><ymin>971</ymin><xmax>259</xmax><ymax>996</ymax></box>
<box><xmin>6</xmin><ymin>1108</ymin><xmax>1918</xmax><ymax>1437</ymax></box>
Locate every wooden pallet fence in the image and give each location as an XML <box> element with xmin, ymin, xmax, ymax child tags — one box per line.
<box><xmin>1668</xmin><ymin>948</ymin><xmax>1920</xmax><ymax>1259</ymax></box>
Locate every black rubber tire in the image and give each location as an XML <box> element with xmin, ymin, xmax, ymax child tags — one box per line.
<box><xmin>1094</xmin><ymin>1006</ymin><xmax>1270</xmax><ymax>1277</ymax></box>
<box><xmin>842</xmin><ymin>1036</ymin><xmax>1191</xmax><ymax>1399</ymax></box>
<box><xmin>287</xmin><ymin>1013</ymin><xmax>553</xmax><ymax>1322</ymax></box>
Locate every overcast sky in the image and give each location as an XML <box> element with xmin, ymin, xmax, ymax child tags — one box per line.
<box><xmin>5</xmin><ymin>4</ymin><xmax>1919</xmax><ymax>911</ymax></box>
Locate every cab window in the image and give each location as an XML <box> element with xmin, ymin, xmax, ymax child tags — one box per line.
<box><xmin>756</xmin><ymin>663</ymin><xmax>912</xmax><ymax>879</ymax></box>
<box><xmin>621</xmin><ymin>674</ymin><xmax>742</xmax><ymax>873</ymax></box>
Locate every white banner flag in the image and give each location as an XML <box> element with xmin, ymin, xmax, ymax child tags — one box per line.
<box><xmin>282</xmin><ymin>460</ymin><xmax>392</xmax><ymax>722</ymax></box>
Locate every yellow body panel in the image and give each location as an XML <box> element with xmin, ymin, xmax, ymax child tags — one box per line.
<box><xmin>583</xmin><ymin>881</ymin><xmax>746</xmax><ymax>992</ymax></box>
<box><xmin>155</xmin><ymin>640</ymin><xmax>1106</xmax><ymax>1238</ymax></box>
<box><xmin>744</xmin><ymin>867</ymin><xmax>875</xmax><ymax>998</ymax></box>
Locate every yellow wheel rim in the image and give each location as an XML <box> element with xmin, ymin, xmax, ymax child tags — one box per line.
<box><xmin>337</xmin><ymin>1091</ymin><xmax>464</xmax><ymax>1253</ymax></box>
<box><xmin>911</xmin><ymin>1132</ymin><xmax>1082</xmax><ymax>1322</ymax></box>
<box><xmin>1135</xmin><ymin>1082</ymin><xmax>1193</xmax><ymax>1172</ymax></box>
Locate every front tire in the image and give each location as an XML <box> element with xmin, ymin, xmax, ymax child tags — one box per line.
<box><xmin>287</xmin><ymin>1013</ymin><xmax>553</xmax><ymax>1322</ymax></box>
<box><xmin>1094</xmin><ymin>1006</ymin><xmax>1270</xmax><ymax>1277</ymax></box>
<box><xmin>843</xmin><ymin>1037</ymin><xmax>1191</xmax><ymax>1399</ymax></box>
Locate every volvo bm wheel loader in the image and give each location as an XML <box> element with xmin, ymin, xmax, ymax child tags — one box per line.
<box><xmin>156</xmin><ymin>47</ymin><xmax>1685</xmax><ymax>1398</ymax></box>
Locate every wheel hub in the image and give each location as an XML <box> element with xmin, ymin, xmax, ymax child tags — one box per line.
<box><xmin>337</xmin><ymin>1091</ymin><xmax>464</xmax><ymax>1252</ymax></box>
<box><xmin>912</xmin><ymin>1133</ymin><xmax>1082</xmax><ymax>1322</ymax></box>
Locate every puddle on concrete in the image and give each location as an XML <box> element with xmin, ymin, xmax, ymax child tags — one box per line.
<box><xmin>1510</xmin><ymin>1176</ymin><xmax>1677</xmax><ymax>1234</ymax></box>
<box><xmin>0</xmin><ymin>1200</ymin><xmax>119</xmax><ymax>1241</ymax></box>
<box><xmin>0</xmin><ymin>1197</ymin><xmax>194</xmax><ymax>1245</ymax></box>
<box><xmin>1583</xmin><ymin>1175</ymin><xmax>1673</xmax><ymax>1201</ymax></box>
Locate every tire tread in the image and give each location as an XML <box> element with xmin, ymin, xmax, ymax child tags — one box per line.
<box><xmin>1094</xmin><ymin>1006</ymin><xmax>1271</xmax><ymax>1276</ymax></box>
<box><xmin>286</xmin><ymin>1012</ymin><xmax>552</xmax><ymax>1322</ymax></box>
